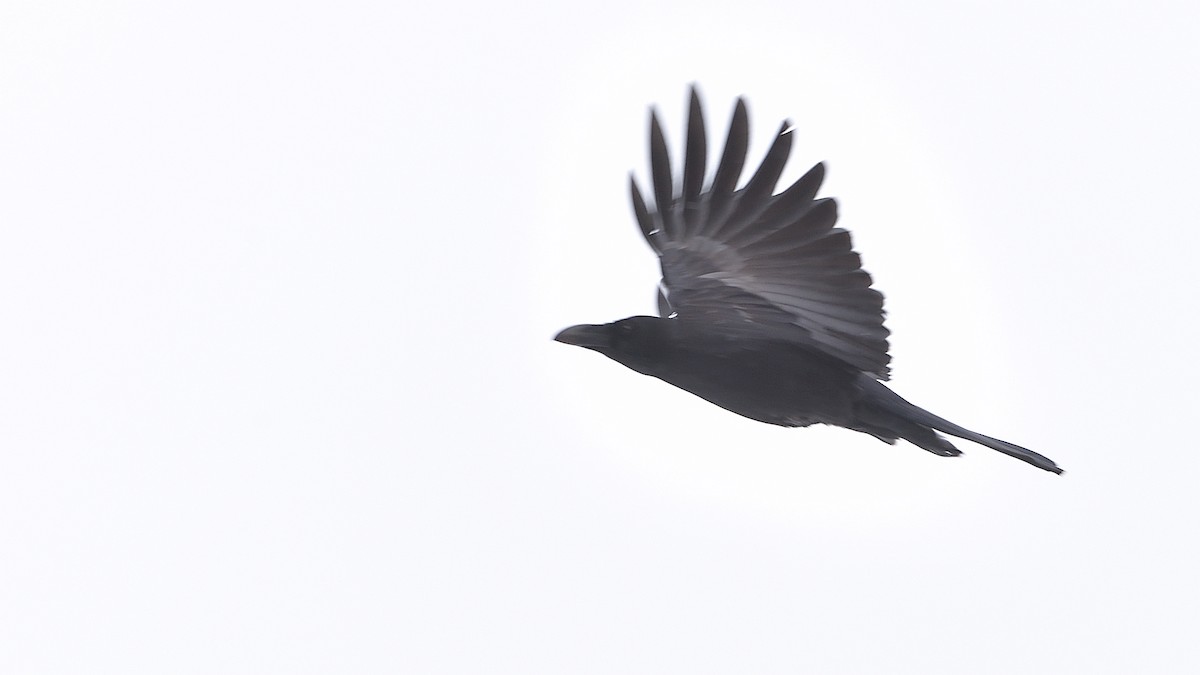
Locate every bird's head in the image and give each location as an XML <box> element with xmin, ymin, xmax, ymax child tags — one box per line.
<box><xmin>554</xmin><ymin>315</ymin><xmax>672</xmax><ymax>375</ymax></box>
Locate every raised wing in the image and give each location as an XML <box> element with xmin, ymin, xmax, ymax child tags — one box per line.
<box><xmin>629</xmin><ymin>87</ymin><xmax>891</xmax><ymax>379</ymax></box>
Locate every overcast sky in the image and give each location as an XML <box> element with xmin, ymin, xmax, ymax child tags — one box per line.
<box><xmin>2</xmin><ymin>1</ymin><xmax>1198</xmax><ymax>673</ymax></box>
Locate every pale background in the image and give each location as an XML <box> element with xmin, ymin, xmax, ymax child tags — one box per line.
<box><xmin>2</xmin><ymin>1</ymin><xmax>1198</xmax><ymax>673</ymax></box>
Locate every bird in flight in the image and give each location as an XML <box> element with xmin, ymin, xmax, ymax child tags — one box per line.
<box><xmin>555</xmin><ymin>87</ymin><xmax>1061</xmax><ymax>474</ymax></box>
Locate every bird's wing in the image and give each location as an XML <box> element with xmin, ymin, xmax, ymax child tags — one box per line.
<box><xmin>630</xmin><ymin>87</ymin><xmax>892</xmax><ymax>379</ymax></box>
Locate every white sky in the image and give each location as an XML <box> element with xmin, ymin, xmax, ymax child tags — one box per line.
<box><xmin>2</xmin><ymin>1</ymin><xmax>1198</xmax><ymax>673</ymax></box>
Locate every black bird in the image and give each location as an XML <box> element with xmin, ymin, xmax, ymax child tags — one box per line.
<box><xmin>555</xmin><ymin>88</ymin><xmax>1061</xmax><ymax>474</ymax></box>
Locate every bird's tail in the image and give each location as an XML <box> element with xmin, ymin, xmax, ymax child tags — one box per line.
<box><xmin>855</xmin><ymin>375</ymin><xmax>1062</xmax><ymax>474</ymax></box>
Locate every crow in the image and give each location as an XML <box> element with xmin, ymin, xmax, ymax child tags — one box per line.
<box><xmin>555</xmin><ymin>87</ymin><xmax>1061</xmax><ymax>474</ymax></box>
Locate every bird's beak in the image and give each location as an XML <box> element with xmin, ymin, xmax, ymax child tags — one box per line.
<box><xmin>554</xmin><ymin>324</ymin><xmax>609</xmax><ymax>348</ymax></box>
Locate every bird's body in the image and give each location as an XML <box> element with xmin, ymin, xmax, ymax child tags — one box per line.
<box><xmin>555</xmin><ymin>87</ymin><xmax>1062</xmax><ymax>474</ymax></box>
<box><xmin>607</xmin><ymin>319</ymin><xmax>860</xmax><ymax>428</ymax></box>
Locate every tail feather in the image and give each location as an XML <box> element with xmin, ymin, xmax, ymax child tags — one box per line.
<box><xmin>898</xmin><ymin>423</ymin><xmax>963</xmax><ymax>458</ymax></box>
<box><xmin>856</xmin><ymin>376</ymin><xmax>1063</xmax><ymax>474</ymax></box>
